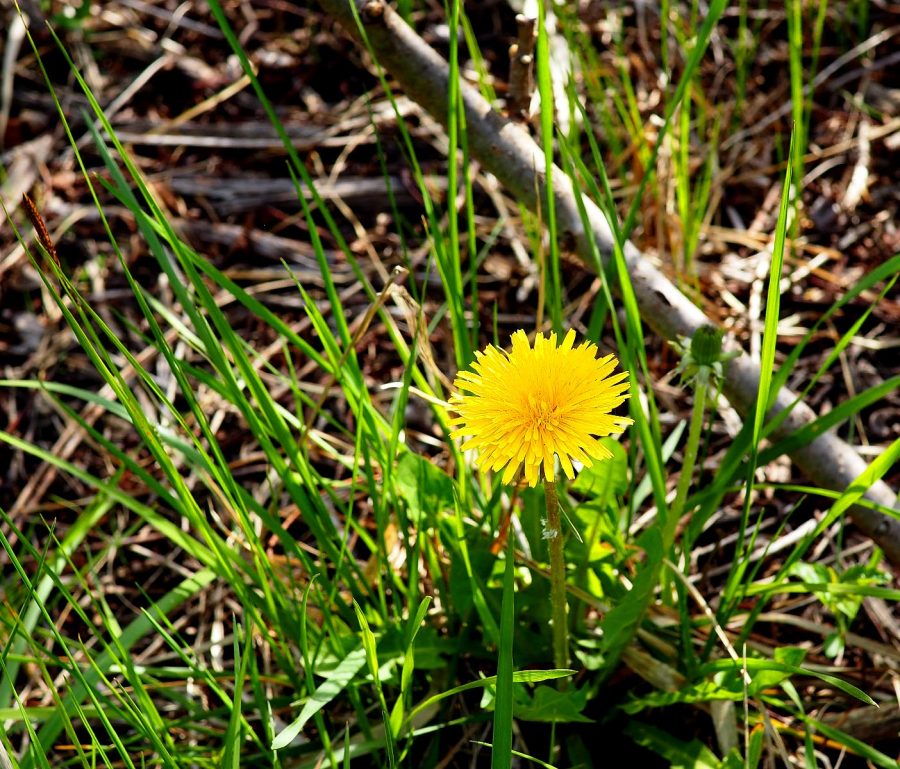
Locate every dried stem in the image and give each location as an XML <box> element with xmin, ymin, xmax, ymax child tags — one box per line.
<box><xmin>507</xmin><ymin>14</ymin><xmax>536</xmax><ymax>117</ymax></box>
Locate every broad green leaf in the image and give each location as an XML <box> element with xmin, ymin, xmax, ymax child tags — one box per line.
<box><xmin>407</xmin><ymin>669</ymin><xmax>573</xmax><ymax>724</ymax></box>
<box><xmin>571</xmin><ymin>438</ymin><xmax>628</xmax><ymax>504</ymax></box>
<box><xmin>272</xmin><ymin>646</ymin><xmax>367</xmax><ymax>750</ymax></box>
<box><xmin>513</xmin><ymin>684</ymin><xmax>592</xmax><ymax>724</ymax></box>
<box><xmin>625</xmin><ymin>721</ymin><xmax>723</xmax><ymax>769</ymax></box>
<box><xmin>395</xmin><ymin>452</ymin><xmax>455</xmax><ymax>525</ymax></box>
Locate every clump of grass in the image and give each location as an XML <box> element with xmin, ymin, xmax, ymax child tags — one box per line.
<box><xmin>2</xmin><ymin>2</ymin><xmax>899</xmax><ymax>768</ymax></box>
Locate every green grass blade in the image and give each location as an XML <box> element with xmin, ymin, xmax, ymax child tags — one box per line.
<box><xmin>534</xmin><ymin>1</ymin><xmax>562</xmax><ymax>330</ymax></box>
<box><xmin>490</xmin><ymin>534</ymin><xmax>516</xmax><ymax>769</ymax></box>
<box><xmin>719</xmin><ymin>128</ymin><xmax>796</xmax><ymax>614</ymax></box>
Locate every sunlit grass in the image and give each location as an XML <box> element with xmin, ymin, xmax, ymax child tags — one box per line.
<box><xmin>1</xmin><ymin>2</ymin><xmax>898</xmax><ymax>768</ymax></box>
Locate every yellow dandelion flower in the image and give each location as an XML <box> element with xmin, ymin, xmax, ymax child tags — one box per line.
<box><xmin>449</xmin><ymin>329</ymin><xmax>633</xmax><ymax>487</ymax></box>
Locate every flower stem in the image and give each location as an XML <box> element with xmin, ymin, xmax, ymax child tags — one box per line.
<box><xmin>667</xmin><ymin>378</ymin><xmax>709</xmax><ymax>551</ymax></box>
<box><xmin>544</xmin><ymin>480</ymin><xmax>569</xmax><ymax>671</ymax></box>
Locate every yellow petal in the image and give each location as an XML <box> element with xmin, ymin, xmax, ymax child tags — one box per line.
<box><xmin>447</xmin><ymin>329</ymin><xmax>631</xmax><ymax>486</ymax></box>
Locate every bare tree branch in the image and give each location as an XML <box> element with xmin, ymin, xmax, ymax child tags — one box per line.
<box><xmin>315</xmin><ymin>0</ymin><xmax>900</xmax><ymax>562</ymax></box>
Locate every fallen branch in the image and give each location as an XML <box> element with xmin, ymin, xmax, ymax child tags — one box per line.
<box><xmin>315</xmin><ymin>0</ymin><xmax>900</xmax><ymax>563</ymax></box>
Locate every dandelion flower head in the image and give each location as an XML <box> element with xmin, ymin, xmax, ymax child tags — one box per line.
<box><xmin>449</xmin><ymin>329</ymin><xmax>633</xmax><ymax>486</ymax></box>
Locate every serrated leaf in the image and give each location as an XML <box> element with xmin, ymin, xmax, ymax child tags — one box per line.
<box><xmin>599</xmin><ymin>528</ymin><xmax>663</xmax><ymax>671</ymax></box>
<box><xmin>701</xmin><ymin>658</ymin><xmax>875</xmax><ymax>706</ymax></box>
<box><xmin>513</xmin><ymin>684</ymin><xmax>592</xmax><ymax>723</ymax></box>
<box><xmin>623</xmin><ymin>680</ymin><xmax>743</xmax><ymax>715</ymax></box>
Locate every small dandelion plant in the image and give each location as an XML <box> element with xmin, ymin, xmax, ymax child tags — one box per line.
<box><xmin>449</xmin><ymin>329</ymin><xmax>632</xmax><ymax>668</ymax></box>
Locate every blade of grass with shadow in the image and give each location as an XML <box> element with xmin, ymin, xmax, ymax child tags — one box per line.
<box><xmin>716</xmin><ymin>130</ymin><xmax>795</xmax><ymax>626</ymax></box>
<box><xmin>534</xmin><ymin>0</ymin><xmax>562</xmax><ymax>331</ymax></box>
<box><xmin>208</xmin><ymin>0</ymin><xmax>472</xmax><ymax>369</ymax></box>
<box><xmin>22</xmin><ymin>31</ymin><xmax>340</xmax><ymax>640</ymax></box>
